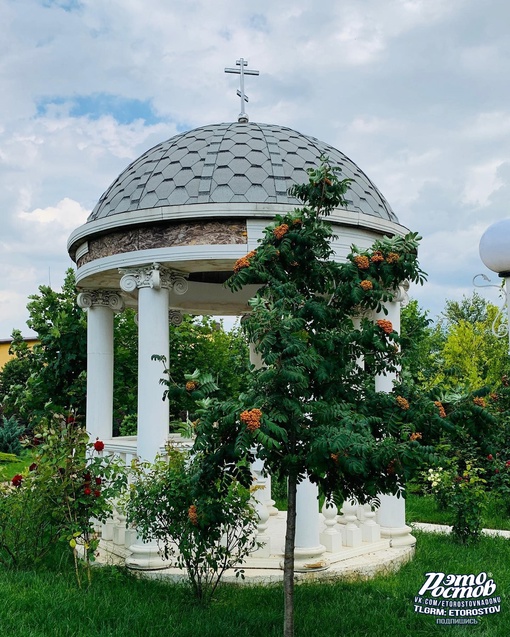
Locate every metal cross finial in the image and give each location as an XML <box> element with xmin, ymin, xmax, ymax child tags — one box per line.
<box><xmin>224</xmin><ymin>58</ymin><xmax>259</xmax><ymax>123</ymax></box>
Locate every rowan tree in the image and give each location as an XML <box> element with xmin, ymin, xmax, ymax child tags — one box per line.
<box><xmin>191</xmin><ymin>160</ymin><xmax>443</xmax><ymax>637</ymax></box>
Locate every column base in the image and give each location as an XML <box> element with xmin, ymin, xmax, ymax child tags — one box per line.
<box><xmin>126</xmin><ymin>540</ymin><xmax>171</xmax><ymax>571</ymax></box>
<box><xmin>380</xmin><ymin>524</ymin><xmax>416</xmax><ymax>548</ymax></box>
<box><xmin>293</xmin><ymin>544</ymin><xmax>328</xmax><ymax>572</ymax></box>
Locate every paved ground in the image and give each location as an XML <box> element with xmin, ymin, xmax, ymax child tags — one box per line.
<box><xmin>99</xmin><ymin>521</ymin><xmax>510</xmax><ymax>585</ymax></box>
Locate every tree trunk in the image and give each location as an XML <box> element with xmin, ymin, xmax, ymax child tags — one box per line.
<box><xmin>284</xmin><ymin>473</ymin><xmax>297</xmax><ymax>637</ymax></box>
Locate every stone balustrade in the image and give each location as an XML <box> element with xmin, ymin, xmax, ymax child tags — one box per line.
<box><xmin>97</xmin><ymin>436</ymin><xmax>410</xmax><ymax>574</ymax></box>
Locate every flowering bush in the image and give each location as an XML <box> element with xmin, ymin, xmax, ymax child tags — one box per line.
<box><xmin>127</xmin><ymin>446</ymin><xmax>258</xmax><ymax>604</ymax></box>
<box><xmin>0</xmin><ymin>413</ymin><xmax>127</xmax><ymax>583</ymax></box>
<box><xmin>426</xmin><ymin>461</ymin><xmax>486</xmax><ymax>543</ymax></box>
<box><xmin>486</xmin><ymin>453</ymin><xmax>510</xmax><ymax>513</ymax></box>
<box><xmin>425</xmin><ymin>466</ymin><xmax>453</xmax><ymax>510</ymax></box>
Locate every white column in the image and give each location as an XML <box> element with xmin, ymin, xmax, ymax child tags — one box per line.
<box><xmin>249</xmin><ymin>341</ymin><xmax>277</xmax><ymax>515</ymax></box>
<box><xmin>377</xmin><ymin>494</ymin><xmax>414</xmax><ymax>547</ymax></box>
<box><xmin>374</xmin><ymin>298</ymin><xmax>400</xmax><ymax>393</ymax></box>
<box><xmin>137</xmin><ymin>283</ymin><xmax>170</xmax><ymax>461</ymax></box>
<box><xmin>77</xmin><ymin>290</ymin><xmax>124</xmax><ymax>442</ymax></box>
<box><xmin>120</xmin><ymin>264</ymin><xmax>188</xmax><ymax>463</ymax></box>
<box><xmin>294</xmin><ymin>476</ymin><xmax>326</xmax><ymax>570</ymax></box>
<box><xmin>120</xmin><ymin>265</ymin><xmax>188</xmax><ymax>571</ymax></box>
<box><xmin>374</xmin><ymin>284</ymin><xmax>415</xmax><ymax>547</ymax></box>
<box><xmin>249</xmin><ymin>341</ymin><xmax>264</xmax><ymax>369</ymax></box>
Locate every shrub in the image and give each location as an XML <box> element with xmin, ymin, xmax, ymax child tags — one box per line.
<box><xmin>0</xmin><ymin>413</ymin><xmax>127</xmax><ymax>584</ymax></box>
<box><xmin>127</xmin><ymin>446</ymin><xmax>259</xmax><ymax>604</ymax></box>
<box><xmin>427</xmin><ymin>461</ymin><xmax>487</xmax><ymax>543</ymax></box>
<box><xmin>0</xmin><ymin>476</ymin><xmax>62</xmax><ymax>568</ymax></box>
<box><xmin>0</xmin><ymin>416</ymin><xmax>24</xmax><ymax>455</ymax></box>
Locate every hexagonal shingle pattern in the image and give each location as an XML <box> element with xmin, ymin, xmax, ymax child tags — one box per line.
<box><xmin>88</xmin><ymin>123</ymin><xmax>398</xmax><ymax>223</ymax></box>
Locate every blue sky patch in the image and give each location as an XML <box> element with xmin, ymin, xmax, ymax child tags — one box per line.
<box><xmin>37</xmin><ymin>94</ymin><xmax>162</xmax><ymax>125</ymax></box>
<box><xmin>41</xmin><ymin>0</ymin><xmax>83</xmax><ymax>12</ymax></box>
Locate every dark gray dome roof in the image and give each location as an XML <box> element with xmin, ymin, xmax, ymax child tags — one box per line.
<box><xmin>88</xmin><ymin>122</ymin><xmax>397</xmax><ymax>223</ymax></box>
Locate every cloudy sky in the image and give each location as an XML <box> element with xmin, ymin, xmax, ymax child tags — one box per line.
<box><xmin>1</xmin><ymin>0</ymin><xmax>509</xmax><ymax>338</ymax></box>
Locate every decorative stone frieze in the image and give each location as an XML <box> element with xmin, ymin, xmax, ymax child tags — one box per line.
<box><xmin>77</xmin><ymin>290</ymin><xmax>124</xmax><ymax>312</ymax></box>
<box><xmin>75</xmin><ymin>220</ymin><xmax>248</xmax><ymax>268</ymax></box>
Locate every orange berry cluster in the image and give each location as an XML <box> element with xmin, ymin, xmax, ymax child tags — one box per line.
<box><xmin>292</xmin><ymin>218</ymin><xmax>302</xmax><ymax>226</ymax></box>
<box><xmin>233</xmin><ymin>250</ymin><xmax>257</xmax><ymax>273</ymax></box>
<box><xmin>473</xmin><ymin>397</ymin><xmax>486</xmax><ymax>408</ymax></box>
<box><xmin>360</xmin><ymin>280</ymin><xmax>373</xmax><ymax>291</ymax></box>
<box><xmin>330</xmin><ymin>453</ymin><xmax>339</xmax><ymax>462</ymax></box>
<box><xmin>386</xmin><ymin>252</ymin><xmax>400</xmax><ymax>264</ymax></box>
<box><xmin>233</xmin><ymin>256</ymin><xmax>250</xmax><ymax>273</ymax></box>
<box><xmin>188</xmin><ymin>504</ymin><xmax>198</xmax><ymax>526</ymax></box>
<box><xmin>410</xmin><ymin>432</ymin><xmax>422</xmax><ymax>441</ymax></box>
<box><xmin>376</xmin><ymin>319</ymin><xmax>393</xmax><ymax>334</ymax></box>
<box><xmin>396</xmin><ymin>395</ymin><xmax>410</xmax><ymax>410</ymax></box>
<box><xmin>273</xmin><ymin>224</ymin><xmax>289</xmax><ymax>240</ymax></box>
<box><xmin>434</xmin><ymin>401</ymin><xmax>446</xmax><ymax>418</ymax></box>
<box><xmin>240</xmin><ymin>408</ymin><xmax>263</xmax><ymax>432</ymax></box>
<box><xmin>354</xmin><ymin>255</ymin><xmax>370</xmax><ymax>270</ymax></box>
<box><xmin>185</xmin><ymin>380</ymin><xmax>198</xmax><ymax>392</ymax></box>
<box><xmin>370</xmin><ymin>250</ymin><xmax>384</xmax><ymax>263</ymax></box>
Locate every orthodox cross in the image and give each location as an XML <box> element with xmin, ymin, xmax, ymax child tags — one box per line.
<box><xmin>224</xmin><ymin>58</ymin><xmax>259</xmax><ymax>122</ymax></box>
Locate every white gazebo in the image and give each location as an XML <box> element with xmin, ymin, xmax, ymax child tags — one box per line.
<box><xmin>68</xmin><ymin>108</ymin><xmax>415</xmax><ymax>573</ymax></box>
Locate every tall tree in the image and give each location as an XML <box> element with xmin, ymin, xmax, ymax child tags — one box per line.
<box><xmin>0</xmin><ymin>330</ymin><xmax>36</xmax><ymax>421</ymax></box>
<box><xmin>432</xmin><ymin>303</ymin><xmax>508</xmax><ymax>393</ymax></box>
<box><xmin>0</xmin><ymin>270</ymin><xmax>88</xmax><ymax>424</ymax></box>
<box><xmin>441</xmin><ymin>291</ymin><xmax>490</xmax><ymax>327</ymax></box>
<box><xmin>400</xmin><ymin>300</ymin><xmax>444</xmax><ymax>389</ymax></box>
<box><xmin>192</xmin><ymin>160</ymin><xmax>440</xmax><ymax>637</ymax></box>
<box><xmin>0</xmin><ymin>275</ymin><xmax>250</xmax><ymax>433</ymax></box>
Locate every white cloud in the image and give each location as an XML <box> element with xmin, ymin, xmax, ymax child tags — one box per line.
<box><xmin>461</xmin><ymin>160</ymin><xmax>505</xmax><ymax>207</ymax></box>
<box><xmin>14</xmin><ymin>198</ymin><xmax>89</xmax><ymax>255</ymax></box>
<box><xmin>1</xmin><ymin>0</ymin><xmax>510</xmax><ymax>337</ymax></box>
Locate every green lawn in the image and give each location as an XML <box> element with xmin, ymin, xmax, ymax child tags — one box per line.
<box><xmin>0</xmin><ymin>531</ymin><xmax>507</xmax><ymax>637</ymax></box>
<box><xmin>406</xmin><ymin>493</ymin><xmax>510</xmax><ymax>532</ymax></box>
<box><xmin>0</xmin><ymin>450</ymin><xmax>508</xmax><ymax>636</ymax></box>
<box><xmin>0</xmin><ymin>449</ymin><xmax>35</xmax><ymax>482</ymax></box>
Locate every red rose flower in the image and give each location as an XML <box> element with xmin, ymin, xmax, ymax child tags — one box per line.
<box><xmin>94</xmin><ymin>490</ymin><xmax>101</xmax><ymax>498</ymax></box>
<box><xmin>84</xmin><ymin>472</ymin><xmax>91</xmax><ymax>482</ymax></box>
<box><xmin>487</xmin><ymin>454</ymin><xmax>493</xmax><ymax>461</ymax></box>
<box><xmin>84</xmin><ymin>487</ymin><xmax>92</xmax><ymax>495</ymax></box>
<box><xmin>495</xmin><ymin>469</ymin><xmax>500</xmax><ymax>474</ymax></box>
<box><xmin>93</xmin><ymin>439</ymin><xmax>105</xmax><ymax>452</ymax></box>
<box><xmin>66</xmin><ymin>415</ymin><xmax>75</xmax><ymax>424</ymax></box>
<box><xmin>95</xmin><ymin>477</ymin><xmax>102</xmax><ymax>485</ymax></box>
<box><xmin>506</xmin><ymin>460</ymin><xmax>510</xmax><ymax>467</ymax></box>
<box><xmin>29</xmin><ymin>463</ymin><xmax>37</xmax><ymax>471</ymax></box>
<box><xmin>11</xmin><ymin>474</ymin><xmax>23</xmax><ymax>487</ymax></box>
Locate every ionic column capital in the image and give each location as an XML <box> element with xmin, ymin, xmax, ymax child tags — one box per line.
<box><xmin>119</xmin><ymin>263</ymin><xmax>188</xmax><ymax>295</ymax></box>
<box><xmin>392</xmin><ymin>280</ymin><xmax>410</xmax><ymax>306</ymax></box>
<box><xmin>77</xmin><ymin>290</ymin><xmax>124</xmax><ymax>312</ymax></box>
<box><xmin>169</xmin><ymin>310</ymin><xmax>183</xmax><ymax>326</ymax></box>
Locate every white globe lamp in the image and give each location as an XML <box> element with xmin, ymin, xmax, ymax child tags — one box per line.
<box><xmin>479</xmin><ymin>219</ymin><xmax>510</xmax><ymax>352</ymax></box>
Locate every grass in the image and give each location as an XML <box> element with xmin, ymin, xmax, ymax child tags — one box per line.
<box><xmin>0</xmin><ymin>448</ymin><xmax>35</xmax><ymax>482</ymax></box>
<box><xmin>0</xmin><ymin>531</ymin><xmax>508</xmax><ymax>636</ymax></box>
<box><xmin>406</xmin><ymin>493</ymin><xmax>510</xmax><ymax>531</ymax></box>
<box><xmin>0</xmin><ymin>456</ymin><xmax>508</xmax><ymax>635</ymax></box>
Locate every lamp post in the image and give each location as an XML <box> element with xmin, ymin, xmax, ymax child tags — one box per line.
<box><xmin>479</xmin><ymin>219</ymin><xmax>510</xmax><ymax>354</ymax></box>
